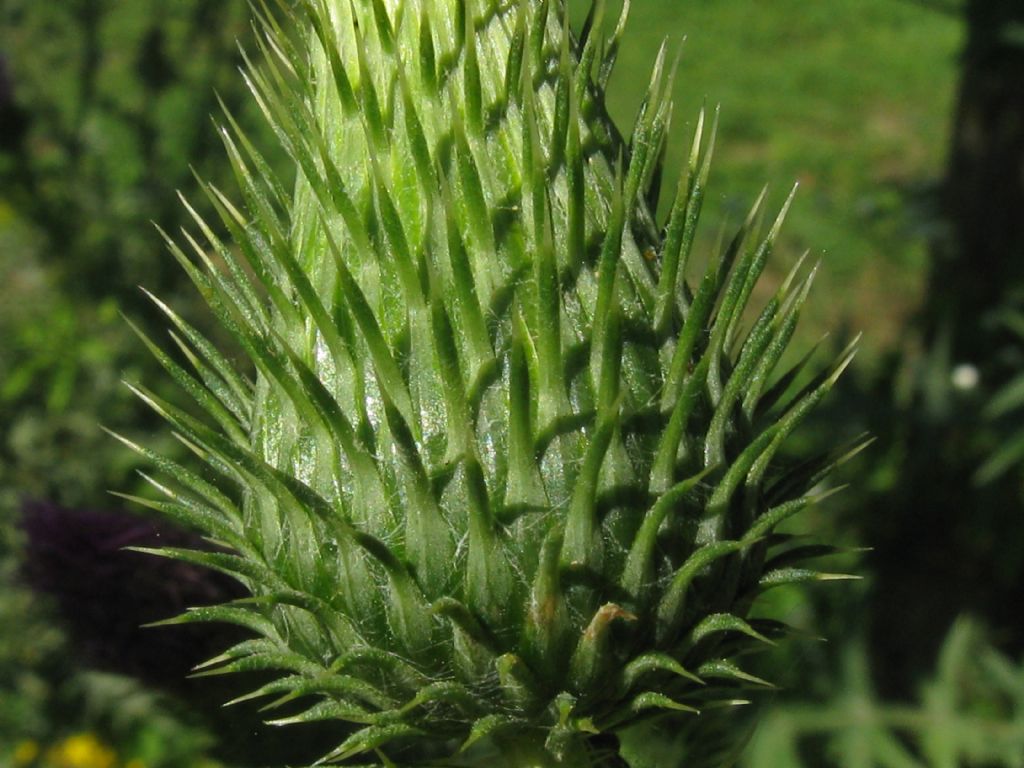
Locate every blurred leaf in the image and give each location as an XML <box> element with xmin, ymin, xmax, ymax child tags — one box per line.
<box><xmin>741</xmin><ymin>619</ymin><xmax>1024</xmax><ymax>768</ymax></box>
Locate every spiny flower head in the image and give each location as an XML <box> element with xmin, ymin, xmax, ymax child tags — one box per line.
<box><xmin>117</xmin><ymin>0</ymin><xmax>861</xmax><ymax>765</ymax></box>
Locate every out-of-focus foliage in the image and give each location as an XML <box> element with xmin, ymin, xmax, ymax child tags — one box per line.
<box><xmin>0</xmin><ymin>512</ymin><xmax>64</xmax><ymax>745</ymax></box>
<box><xmin>0</xmin><ymin>0</ymin><xmax>274</xmax><ymax>512</ymax></box>
<box><xmin>0</xmin><ymin>0</ymin><xmax>278</xmax><ymax>296</ymax></box>
<box><xmin>0</xmin><ymin>241</ymin><xmax>151</xmax><ymax>509</ymax></box>
<box><xmin>0</xmin><ymin>1</ymin><xmax>268</xmax><ymax>763</ymax></box>
<box><xmin>976</xmin><ymin>303</ymin><xmax>1024</xmax><ymax>484</ymax></box>
<box><xmin>0</xmin><ymin>512</ymin><xmax>219</xmax><ymax>768</ymax></box>
<box><xmin>742</xmin><ymin>619</ymin><xmax>1024</xmax><ymax>768</ymax></box>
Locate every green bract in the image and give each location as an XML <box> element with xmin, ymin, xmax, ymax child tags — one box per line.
<box><xmin>119</xmin><ymin>0</ymin><xmax>860</xmax><ymax>765</ymax></box>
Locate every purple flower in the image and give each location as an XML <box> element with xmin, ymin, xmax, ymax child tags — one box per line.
<box><xmin>19</xmin><ymin>500</ymin><xmax>246</xmax><ymax>686</ymax></box>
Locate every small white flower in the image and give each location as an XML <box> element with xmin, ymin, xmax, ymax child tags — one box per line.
<box><xmin>951</xmin><ymin>363</ymin><xmax>980</xmax><ymax>391</ymax></box>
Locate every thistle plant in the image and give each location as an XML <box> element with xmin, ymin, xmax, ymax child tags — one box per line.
<box><xmin>116</xmin><ymin>0</ymin><xmax>861</xmax><ymax>765</ymax></box>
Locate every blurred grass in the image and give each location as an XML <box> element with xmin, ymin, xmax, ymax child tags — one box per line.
<box><xmin>582</xmin><ymin>0</ymin><xmax>962</xmax><ymax>362</ymax></box>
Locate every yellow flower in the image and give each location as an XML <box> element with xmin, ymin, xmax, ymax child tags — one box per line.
<box><xmin>13</xmin><ymin>740</ymin><xmax>40</xmax><ymax>766</ymax></box>
<box><xmin>46</xmin><ymin>733</ymin><xmax>117</xmax><ymax>768</ymax></box>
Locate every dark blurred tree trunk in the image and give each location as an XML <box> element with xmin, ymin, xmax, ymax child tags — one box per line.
<box><xmin>868</xmin><ymin>0</ymin><xmax>1024</xmax><ymax>699</ymax></box>
<box><xmin>929</xmin><ymin>0</ymin><xmax>1024</xmax><ymax>356</ymax></box>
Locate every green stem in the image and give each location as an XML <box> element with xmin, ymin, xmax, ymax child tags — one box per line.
<box><xmin>478</xmin><ymin>734</ymin><xmax>628</xmax><ymax>768</ymax></box>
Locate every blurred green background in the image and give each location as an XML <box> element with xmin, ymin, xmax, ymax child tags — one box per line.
<box><xmin>3</xmin><ymin>0</ymin><xmax>1024</xmax><ymax>766</ymax></box>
